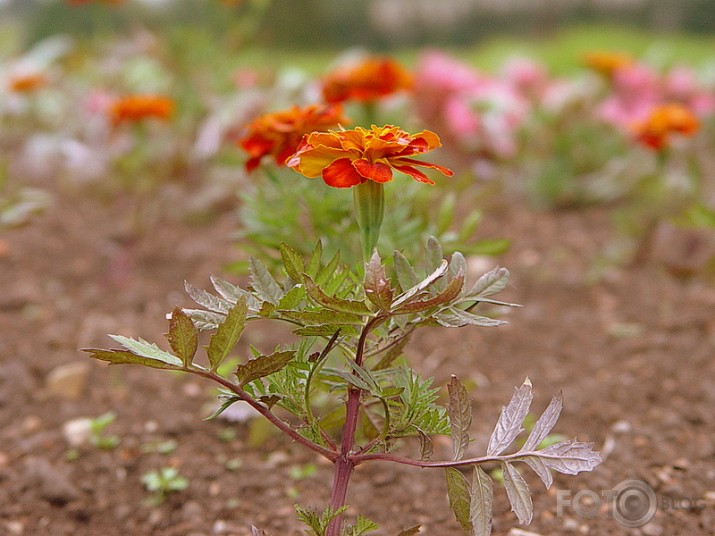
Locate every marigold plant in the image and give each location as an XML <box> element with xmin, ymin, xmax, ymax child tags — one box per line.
<box><xmin>632</xmin><ymin>102</ymin><xmax>699</xmax><ymax>151</ymax></box>
<box><xmin>109</xmin><ymin>94</ymin><xmax>174</xmax><ymax>126</ymax></box>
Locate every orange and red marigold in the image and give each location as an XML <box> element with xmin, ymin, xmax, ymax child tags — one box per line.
<box><xmin>238</xmin><ymin>104</ymin><xmax>348</xmax><ymax>172</ymax></box>
<box><xmin>287</xmin><ymin>124</ymin><xmax>453</xmax><ymax>188</ymax></box>
<box><xmin>109</xmin><ymin>95</ymin><xmax>174</xmax><ymax>126</ymax></box>
<box><xmin>8</xmin><ymin>73</ymin><xmax>47</xmax><ymax>93</ymax></box>
<box><xmin>632</xmin><ymin>103</ymin><xmax>699</xmax><ymax>151</ymax></box>
<box><xmin>321</xmin><ymin>57</ymin><xmax>412</xmax><ymax>104</ymax></box>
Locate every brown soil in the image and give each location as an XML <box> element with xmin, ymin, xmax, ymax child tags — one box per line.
<box><xmin>1</xmin><ymin>180</ymin><xmax>714</xmax><ymax>536</ymax></box>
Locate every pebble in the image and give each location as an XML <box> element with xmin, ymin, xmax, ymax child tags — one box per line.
<box><xmin>640</xmin><ymin>522</ymin><xmax>664</xmax><ymax>536</ymax></box>
<box><xmin>62</xmin><ymin>417</ymin><xmax>93</xmax><ymax>447</ymax></box>
<box><xmin>23</xmin><ymin>457</ymin><xmax>80</xmax><ymax>506</ymax></box>
<box><xmin>3</xmin><ymin>521</ymin><xmax>24</xmax><ymax>535</ymax></box>
<box><xmin>45</xmin><ymin>361</ymin><xmax>90</xmax><ymax>400</ymax></box>
<box><xmin>611</xmin><ymin>419</ymin><xmax>632</xmax><ymax>434</ymax></box>
<box><xmin>507</xmin><ymin>529</ymin><xmax>543</xmax><ymax>536</ymax></box>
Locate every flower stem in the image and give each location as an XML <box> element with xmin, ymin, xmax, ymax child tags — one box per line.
<box><xmin>353</xmin><ymin>180</ymin><xmax>384</xmax><ymax>267</ymax></box>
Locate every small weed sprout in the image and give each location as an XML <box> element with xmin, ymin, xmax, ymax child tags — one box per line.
<box><xmin>142</xmin><ymin>467</ymin><xmax>189</xmax><ymax>505</ymax></box>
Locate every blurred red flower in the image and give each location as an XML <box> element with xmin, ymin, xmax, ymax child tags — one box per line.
<box><xmin>109</xmin><ymin>95</ymin><xmax>174</xmax><ymax>126</ymax></box>
<box><xmin>238</xmin><ymin>104</ymin><xmax>348</xmax><ymax>172</ymax></box>
<box><xmin>321</xmin><ymin>57</ymin><xmax>412</xmax><ymax>104</ymax></box>
<box><xmin>632</xmin><ymin>103</ymin><xmax>699</xmax><ymax>150</ymax></box>
<box><xmin>287</xmin><ymin>125</ymin><xmax>452</xmax><ymax>188</ymax></box>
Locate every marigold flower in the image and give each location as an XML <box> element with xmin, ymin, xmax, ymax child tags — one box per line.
<box><xmin>583</xmin><ymin>51</ymin><xmax>634</xmax><ymax>78</ymax></box>
<box><xmin>287</xmin><ymin>125</ymin><xmax>453</xmax><ymax>188</ymax></box>
<box><xmin>8</xmin><ymin>73</ymin><xmax>46</xmax><ymax>93</ymax></box>
<box><xmin>321</xmin><ymin>57</ymin><xmax>412</xmax><ymax>104</ymax></box>
<box><xmin>238</xmin><ymin>104</ymin><xmax>348</xmax><ymax>172</ymax></box>
<box><xmin>109</xmin><ymin>95</ymin><xmax>174</xmax><ymax>126</ymax></box>
<box><xmin>632</xmin><ymin>103</ymin><xmax>699</xmax><ymax>150</ymax></box>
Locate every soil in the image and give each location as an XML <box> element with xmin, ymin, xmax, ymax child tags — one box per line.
<box><xmin>1</xmin><ymin>177</ymin><xmax>714</xmax><ymax>536</ymax></box>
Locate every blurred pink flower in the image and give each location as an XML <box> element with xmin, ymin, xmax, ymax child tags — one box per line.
<box><xmin>501</xmin><ymin>57</ymin><xmax>549</xmax><ymax>100</ymax></box>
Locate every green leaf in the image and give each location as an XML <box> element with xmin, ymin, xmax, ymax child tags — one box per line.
<box><xmin>207</xmin><ymin>296</ymin><xmax>248</xmax><ymax>371</ymax></box>
<box><xmin>182</xmin><ymin>308</ymin><xmax>224</xmax><ymax>330</ymax></box>
<box><xmin>364</xmin><ymin>251</ymin><xmax>393</xmax><ymax>311</ymax></box>
<box><xmin>204</xmin><ymin>395</ymin><xmax>241</xmax><ymax>420</ymax></box>
<box><xmin>470</xmin><ymin>466</ymin><xmax>494</xmax><ymax>536</ymax></box>
<box><xmin>466</xmin><ymin>238</ymin><xmax>511</xmax><ymax>256</ymax></box>
<box><xmin>393</xmin><ymin>251</ymin><xmax>419</xmax><ymax>292</ymax></box>
<box><xmin>445</xmin><ymin>467</ymin><xmax>472</xmax><ymax>533</ymax></box>
<box><xmin>316</xmin><ymin>249</ymin><xmax>342</xmax><ymax>287</ymax></box>
<box><xmin>278</xmin><ymin>285</ymin><xmax>305</xmax><ymax>309</ymax></box>
<box><xmin>279</xmin><ymin>243</ymin><xmax>305</xmax><ymax>282</ymax></box>
<box><xmin>108</xmin><ymin>335</ymin><xmax>182</xmax><ymax>367</ymax></box>
<box><xmin>466</xmin><ymin>267</ymin><xmax>510</xmax><ymax>299</ymax></box>
<box><xmin>446</xmin><ymin>375</ymin><xmax>472</xmax><ymax>461</ymax></box>
<box><xmin>185</xmin><ymin>281</ymin><xmax>231</xmax><ymax>313</ymax></box>
<box><xmin>426</xmin><ymin>237</ymin><xmax>446</xmax><ymax>292</ymax></box>
<box><xmin>395</xmin><ymin>526</ymin><xmax>421</xmax><ymax>536</ymax></box>
<box><xmin>293</xmin><ymin>324</ymin><xmax>359</xmax><ymax>337</ymax></box>
<box><xmin>417</xmin><ymin>430</ymin><xmax>433</xmax><ymax>461</ymax></box>
<box><xmin>372</xmin><ymin>333</ymin><xmax>411</xmax><ymax>371</ymax></box>
<box><xmin>249</xmin><ymin>257</ymin><xmax>283</xmax><ymax>305</ymax></box>
<box><xmin>82</xmin><ymin>348</ymin><xmax>181</xmax><ymax>369</ymax></box>
<box><xmin>166</xmin><ymin>307</ymin><xmax>198</xmax><ymax>367</ymax></box>
<box><xmin>502</xmin><ymin>462</ymin><xmax>533</xmax><ymax>525</ymax></box>
<box><xmin>210</xmin><ymin>275</ymin><xmax>259</xmax><ymax>310</ymax></box>
<box><xmin>307</xmin><ymin>239</ymin><xmax>323</xmax><ymax>278</ymax></box>
<box><xmin>303</xmin><ymin>274</ymin><xmax>372</xmax><ymax>315</ymax></box>
<box><xmin>236</xmin><ymin>350</ymin><xmax>295</xmax><ymax>387</ymax></box>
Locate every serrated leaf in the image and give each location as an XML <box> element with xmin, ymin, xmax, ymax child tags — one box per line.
<box><xmin>392</xmin><ymin>260</ymin><xmax>448</xmax><ymax>309</ymax></box>
<box><xmin>82</xmin><ymin>348</ymin><xmax>180</xmax><ymax>369</ymax></box>
<box><xmin>393</xmin><ymin>251</ymin><xmax>419</xmax><ymax>292</ymax></box>
<box><xmin>204</xmin><ymin>395</ymin><xmax>241</xmax><ymax>420</ymax></box>
<box><xmin>364</xmin><ymin>250</ymin><xmax>393</xmax><ymax>311</ymax></box>
<box><xmin>210</xmin><ymin>275</ymin><xmax>259</xmax><ymax>310</ymax></box>
<box><xmin>279</xmin><ymin>243</ymin><xmax>305</xmax><ymax>282</ymax></box>
<box><xmin>393</xmin><ymin>271</ymin><xmax>463</xmax><ymax>314</ymax></box>
<box><xmin>277</xmin><ymin>285</ymin><xmax>305</xmax><ymax>309</ymax></box>
<box><xmin>521</xmin><ymin>455</ymin><xmax>553</xmax><ymax>489</ymax></box>
<box><xmin>185</xmin><ymin>281</ymin><xmax>231</xmax><ymax>313</ymax></box>
<box><xmin>446</xmin><ymin>375</ymin><xmax>472</xmax><ymax>461</ymax></box>
<box><xmin>537</xmin><ymin>440</ymin><xmax>602</xmax><ymax>475</ymax></box>
<box><xmin>395</xmin><ymin>526</ymin><xmax>421</xmax><ymax>536</ymax></box>
<box><xmin>303</xmin><ymin>274</ymin><xmax>372</xmax><ymax>315</ymax></box>
<box><xmin>166</xmin><ymin>307</ymin><xmax>198</xmax><ymax>367</ymax></box>
<box><xmin>435</xmin><ymin>308</ymin><xmax>506</xmax><ymax>328</ymax></box>
<box><xmin>182</xmin><ymin>308</ymin><xmax>224</xmax><ymax>330</ymax></box>
<box><xmin>307</xmin><ymin>239</ymin><xmax>323</xmax><ymax>278</ymax></box>
<box><xmin>236</xmin><ymin>350</ymin><xmax>295</xmax><ymax>387</ymax></box>
<box><xmin>249</xmin><ymin>257</ymin><xmax>283</xmax><ymax>305</ymax></box>
<box><xmin>520</xmin><ymin>391</ymin><xmax>563</xmax><ymax>453</ymax></box>
<box><xmin>449</xmin><ymin>252</ymin><xmax>467</xmax><ymax>284</ymax></box>
<box><xmin>316</xmin><ymin>249</ymin><xmax>342</xmax><ymax>287</ymax></box>
<box><xmin>502</xmin><ymin>462</ymin><xmax>533</xmax><ymax>525</ymax></box>
<box><xmin>470</xmin><ymin>466</ymin><xmax>493</xmax><ymax>536</ymax></box>
<box><xmin>330</xmin><ymin>369</ymin><xmax>373</xmax><ymax>392</ymax></box>
<box><xmin>417</xmin><ymin>430</ymin><xmax>433</xmax><ymax>461</ymax></box>
<box><xmin>280</xmin><ymin>309</ymin><xmax>364</xmax><ymax>326</ymax></box>
<box><xmin>466</xmin><ymin>267</ymin><xmax>509</xmax><ymax>299</ymax></box>
<box><xmin>486</xmin><ymin>379</ymin><xmax>533</xmax><ymax>456</ymax></box>
<box><xmin>108</xmin><ymin>335</ymin><xmax>182</xmax><ymax>367</ymax></box>
<box><xmin>445</xmin><ymin>467</ymin><xmax>472</xmax><ymax>533</ymax></box>
<box><xmin>206</xmin><ymin>296</ymin><xmax>248</xmax><ymax>371</ymax></box>
<box><xmin>344</xmin><ymin>515</ymin><xmax>380</xmax><ymax>536</ymax></box>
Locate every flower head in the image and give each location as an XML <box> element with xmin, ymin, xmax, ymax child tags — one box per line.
<box><xmin>632</xmin><ymin>103</ymin><xmax>699</xmax><ymax>151</ymax></box>
<box><xmin>287</xmin><ymin>124</ymin><xmax>453</xmax><ymax>188</ymax></box>
<box><xmin>109</xmin><ymin>95</ymin><xmax>174</xmax><ymax>126</ymax></box>
<box><xmin>238</xmin><ymin>104</ymin><xmax>348</xmax><ymax>172</ymax></box>
<box><xmin>583</xmin><ymin>51</ymin><xmax>635</xmax><ymax>78</ymax></box>
<box><xmin>321</xmin><ymin>57</ymin><xmax>412</xmax><ymax>104</ymax></box>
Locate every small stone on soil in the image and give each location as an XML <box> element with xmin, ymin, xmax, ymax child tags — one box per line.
<box><xmin>44</xmin><ymin>361</ymin><xmax>90</xmax><ymax>400</ymax></box>
<box><xmin>23</xmin><ymin>457</ymin><xmax>80</xmax><ymax>506</ymax></box>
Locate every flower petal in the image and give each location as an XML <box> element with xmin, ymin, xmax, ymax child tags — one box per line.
<box><xmin>394</xmin><ymin>157</ymin><xmax>454</xmax><ymax>177</ymax></box>
<box><xmin>287</xmin><ymin>141</ymin><xmax>351</xmax><ymax>178</ymax></box>
<box><xmin>353</xmin><ymin>158</ymin><xmax>393</xmax><ymax>183</ymax></box>
<box><xmin>390</xmin><ymin>163</ymin><xmax>435</xmax><ymax>184</ymax></box>
<box><xmin>323</xmin><ymin>158</ymin><xmax>366</xmax><ymax>188</ymax></box>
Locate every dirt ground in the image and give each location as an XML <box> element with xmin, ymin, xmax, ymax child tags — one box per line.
<box><xmin>1</xmin><ymin>177</ymin><xmax>714</xmax><ymax>536</ymax></box>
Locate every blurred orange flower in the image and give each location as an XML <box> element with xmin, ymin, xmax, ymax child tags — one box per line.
<box><xmin>322</xmin><ymin>57</ymin><xmax>412</xmax><ymax>104</ymax></box>
<box><xmin>109</xmin><ymin>95</ymin><xmax>174</xmax><ymax>126</ymax></box>
<box><xmin>583</xmin><ymin>51</ymin><xmax>634</xmax><ymax>78</ymax></box>
<box><xmin>632</xmin><ymin>103</ymin><xmax>699</xmax><ymax>150</ymax></box>
<box><xmin>68</xmin><ymin>0</ymin><xmax>124</xmax><ymax>5</ymax></box>
<box><xmin>238</xmin><ymin>104</ymin><xmax>348</xmax><ymax>172</ymax></box>
<box><xmin>287</xmin><ymin>125</ymin><xmax>452</xmax><ymax>188</ymax></box>
<box><xmin>8</xmin><ymin>73</ymin><xmax>46</xmax><ymax>93</ymax></box>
